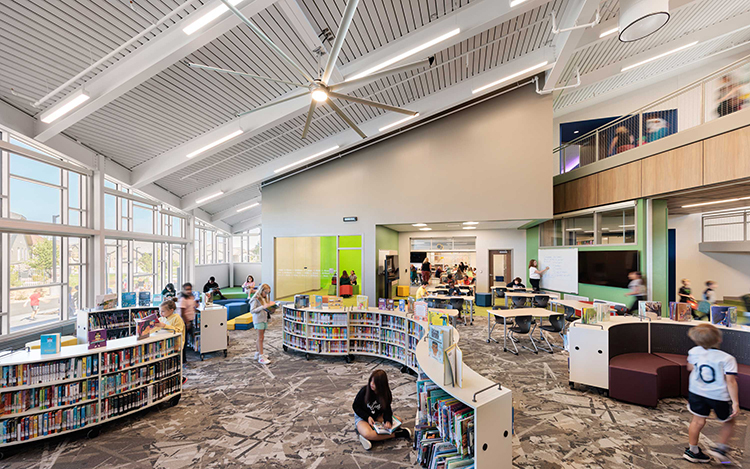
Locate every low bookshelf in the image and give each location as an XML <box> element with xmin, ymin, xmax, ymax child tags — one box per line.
<box><xmin>281</xmin><ymin>305</ymin><xmax>425</xmax><ymax>371</ymax></box>
<box><xmin>0</xmin><ymin>332</ymin><xmax>182</xmax><ymax>451</ymax></box>
<box><xmin>76</xmin><ymin>307</ymin><xmax>160</xmax><ymax>342</ymax></box>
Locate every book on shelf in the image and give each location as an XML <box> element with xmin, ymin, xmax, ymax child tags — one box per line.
<box><xmin>356</xmin><ymin>295</ymin><xmax>369</xmax><ymax>309</ymax></box>
<box><xmin>95</xmin><ymin>294</ymin><xmax>117</xmax><ymax>311</ymax></box>
<box><xmin>387</xmin><ymin>299</ymin><xmax>394</xmax><ymax>311</ymax></box>
<box><xmin>669</xmin><ymin>302</ymin><xmax>692</xmax><ymax>322</ymax></box>
<box><xmin>581</xmin><ymin>307</ymin><xmax>597</xmax><ymax>325</ymax></box>
<box><xmin>595</xmin><ymin>303</ymin><xmax>610</xmax><ymax>322</ymax></box>
<box><xmin>378</xmin><ymin>298</ymin><xmax>386</xmax><ymax>310</ymax></box>
<box><xmin>135</xmin><ymin>313</ymin><xmax>160</xmax><ymax>339</ymax></box>
<box><xmin>138</xmin><ymin>292</ymin><xmax>151</xmax><ymax>307</ymax></box>
<box><xmin>121</xmin><ymin>292</ymin><xmax>136</xmax><ymax>308</ymax></box>
<box><xmin>372</xmin><ymin>416</ymin><xmax>402</xmax><ymax>435</ymax></box>
<box><xmin>153</xmin><ymin>293</ymin><xmax>163</xmax><ymax>306</ymax></box>
<box><xmin>428</xmin><ymin>325</ymin><xmax>452</xmax><ymax>364</ymax></box>
<box><xmin>88</xmin><ymin>329</ymin><xmax>107</xmax><ymax>349</ymax></box>
<box><xmin>313</xmin><ymin>296</ymin><xmax>323</xmax><ymax>309</ymax></box>
<box><xmin>711</xmin><ymin>305</ymin><xmax>738</xmax><ymax>328</ymax></box>
<box><xmin>398</xmin><ymin>299</ymin><xmax>406</xmax><ymax>312</ymax></box>
<box><xmin>40</xmin><ymin>333</ymin><xmax>61</xmax><ymax>355</ymax></box>
<box><xmin>638</xmin><ymin>301</ymin><xmax>662</xmax><ymax>320</ymax></box>
<box><xmin>414</xmin><ymin>301</ymin><xmax>428</xmax><ymax>321</ymax></box>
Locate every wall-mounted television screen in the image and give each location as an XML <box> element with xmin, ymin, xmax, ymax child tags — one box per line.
<box><xmin>578</xmin><ymin>250</ymin><xmax>639</xmax><ymax>288</ymax></box>
<box><xmin>410</xmin><ymin>252</ymin><xmax>426</xmax><ymax>264</ymax></box>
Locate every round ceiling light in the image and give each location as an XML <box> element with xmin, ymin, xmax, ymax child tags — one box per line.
<box><xmin>618</xmin><ymin>0</ymin><xmax>669</xmax><ymax>43</ymax></box>
<box><xmin>311</xmin><ymin>89</ymin><xmax>329</xmax><ymax>102</ymax></box>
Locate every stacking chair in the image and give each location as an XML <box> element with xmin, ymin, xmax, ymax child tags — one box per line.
<box><xmin>449</xmin><ymin>298</ymin><xmax>465</xmax><ymax>325</ymax></box>
<box><xmin>511</xmin><ymin>296</ymin><xmax>528</xmax><ymax>309</ymax></box>
<box><xmin>489</xmin><ymin>305</ymin><xmax>510</xmax><ymax>343</ymax></box>
<box><xmin>533</xmin><ymin>295</ymin><xmax>550</xmax><ymax>309</ymax></box>
<box><xmin>538</xmin><ymin>314</ymin><xmax>565</xmax><ymax>353</ymax></box>
<box><xmin>507</xmin><ymin>315</ymin><xmax>537</xmax><ymax>354</ymax></box>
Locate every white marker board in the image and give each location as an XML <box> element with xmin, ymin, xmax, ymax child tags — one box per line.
<box><xmin>538</xmin><ymin>248</ymin><xmax>578</xmax><ymax>294</ymax></box>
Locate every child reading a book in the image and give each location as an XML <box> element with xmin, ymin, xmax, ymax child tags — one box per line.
<box><xmin>683</xmin><ymin>324</ymin><xmax>740</xmax><ymax>464</ymax></box>
<box><xmin>352</xmin><ymin>369</ymin><xmax>412</xmax><ymax>450</ymax></box>
<box><xmin>249</xmin><ymin>284</ymin><xmax>275</xmax><ymax>365</ymax></box>
<box><xmin>157</xmin><ymin>300</ymin><xmax>185</xmax><ymax>349</ymax></box>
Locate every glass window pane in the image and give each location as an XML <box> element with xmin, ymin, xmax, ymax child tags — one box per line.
<box><xmin>565</xmin><ymin>215</ymin><xmax>595</xmax><ymax>245</ymax></box>
<box><xmin>599</xmin><ymin>208</ymin><xmax>636</xmax><ymax>244</ymax></box>
<box><xmin>9</xmin><ymin>286</ymin><xmax>62</xmax><ymax>333</ymax></box>
<box><xmin>206</xmin><ymin>232</ymin><xmax>214</xmax><ymax>264</ymax></box>
<box><xmin>134</xmin><ymin>241</ymin><xmax>153</xmax><ymax>274</ymax></box>
<box><xmin>540</xmin><ymin>219</ymin><xmax>563</xmax><ymax>247</ymax></box>
<box><xmin>133</xmin><ymin>275</ymin><xmax>154</xmax><ymax>294</ymax></box>
<box><xmin>133</xmin><ymin>205</ymin><xmax>154</xmax><ymax>234</ymax></box>
<box><xmin>171</xmin><ymin>245</ymin><xmax>182</xmax><ymax>285</ymax></box>
<box><xmin>172</xmin><ymin>216</ymin><xmax>181</xmax><ymax>238</ymax></box>
<box><xmin>10</xmin><ymin>178</ymin><xmax>61</xmax><ymax>224</ymax></box>
<box><xmin>69</xmin><ymin>209</ymin><xmax>80</xmax><ymax>226</ymax></box>
<box><xmin>104</xmin><ymin>179</ymin><xmax>117</xmax><ymax>189</ymax></box>
<box><xmin>104</xmin><ymin>194</ymin><xmax>117</xmax><ymax>230</ymax></box>
<box><xmin>248</xmin><ymin>235</ymin><xmax>260</xmax><ymax>262</ymax></box>
<box><xmin>9</xmin><ymin>234</ymin><xmax>60</xmax><ymax>286</ymax></box>
<box><xmin>69</xmin><ymin>173</ymin><xmax>80</xmax><ymax>208</ymax></box>
<box><xmin>69</xmin><ymin>237</ymin><xmax>81</xmax><ymax>263</ymax></box>
<box><xmin>68</xmin><ymin>266</ymin><xmax>81</xmax><ymax>316</ymax></box>
<box><xmin>10</xmin><ymin>153</ymin><xmax>61</xmax><ymax>185</ymax></box>
<box><xmin>106</xmin><ymin>244</ymin><xmax>117</xmax><ymax>295</ymax></box>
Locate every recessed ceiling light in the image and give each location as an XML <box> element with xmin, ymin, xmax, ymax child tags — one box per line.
<box><xmin>273</xmin><ymin>146</ymin><xmax>340</xmax><ymax>174</ymax></box>
<box><xmin>682</xmin><ymin>196</ymin><xmax>750</xmax><ymax>208</ymax></box>
<box><xmin>379</xmin><ymin>113</ymin><xmax>419</xmax><ymax>132</ymax></box>
<box><xmin>184</xmin><ymin>0</ymin><xmax>244</xmax><ymax>35</ymax></box>
<box><xmin>599</xmin><ymin>27</ymin><xmax>619</xmax><ymax>38</ymax></box>
<box><xmin>509</xmin><ymin>0</ymin><xmax>530</xmax><ymax>6</ymax></box>
<box><xmin>621</xmin><ymin>41</ymin><xmax>699</xmax><ymax>72</ymax></box>
<box><xmin>237</xmin><ymin>202</ymin><xmax>259</xmax><ymax>212</ymax></box>
<box><xmin>472</xmin><ymin>61</ymin><xmax>549</xmax><ymax>94</ymax></box>
<box><xmin>463</xmin><ymin>222</ymin><xmax>479</xmax><ymax>225</ymax></box>
<box><xmin>347</xmin><ymin>28</ymin><xmax>460</xmax><ymax>81</ymax></box>
<box><xmin>463</xmin><ymin>226</ymin><xmax>476</xmax><ymax>230</ymax></box>
<box><xmin>186</xmin><ymin>130</ymin><xmax>243</xmax><ymax>158</ymax></box>
<box><xmin>412</xmin><ymin>223</ymin><xmax>427</xmax><ymax>227</ymax></box>
<box><xmin>573</xmin><ymin>130</ymin><xmax>579</xmax><ymax>134</ymax></box>
<box><xmin>40</xmin><ymin>89</ymin><xmax>90</xmax><ymax>124</ymax></box>
<box><xmin>419</xmin><ymin>227</ymin><xmax>432</xmax><ymax>231</ymax></box>
<box><xmin>196</xmin><ymin>191</ymin><xmax>224</xmax><ymax>204</ymax></box>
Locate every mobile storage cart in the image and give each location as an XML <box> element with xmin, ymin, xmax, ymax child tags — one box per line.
<box><xmin>191</xmin><ymin>305</ymin><xmax>228</xmax><ymax>361</ymax></box>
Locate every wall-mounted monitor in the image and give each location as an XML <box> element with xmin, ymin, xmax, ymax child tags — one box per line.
<box><xmin>578</xmin><ymin>250</ymin><xmax>639</xmax><ymax>288</ymax></box>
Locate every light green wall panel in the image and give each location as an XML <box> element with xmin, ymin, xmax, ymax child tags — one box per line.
<box><xmin>320</xmin><ymin>236</ymin><xmax>336</xmax><ymax>289</ymax></box>
<box><xmin>339</xmin><ymin>235</ymin><xmax>362</xmax><ymax>248</ymax></box>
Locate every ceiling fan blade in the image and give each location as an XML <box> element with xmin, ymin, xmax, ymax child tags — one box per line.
<box><xmin>326</xmin><ymin>99</ymin><xmax>366</xmax><ymax>139</ymax></box>
<box><xmin>321</xmin><ymin>0</ymin><xmax>360</xmax><ymax>85</ymax></box>
<box><xmin>236</xmin><ymin>91</ymin><xmax>310</xmax><ymax>117</ymax></box>
<box><xmin>301</xmin><ymin>100</ymin><xmax>317</xmax><ymax>139</ymax></box>
<box><xmin>327</xmin><ymin>91</ymin><xmax>417</xmax><ymax>116</ymax></box>
<box><xmin>187</xmin><ymin>62</ymin><xmax>308</xmax><ymax>88</ymax></box>
<box><xmin>219</xmin><ymin>0</ymin><xmax>316</xmax><ymax>84</ymax></box>
<box><xmin>329</xmin><ymin>57</ymin><xmax>434</xmax><ymax>93</ymax></box>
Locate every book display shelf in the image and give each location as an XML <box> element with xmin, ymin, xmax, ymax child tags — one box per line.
<box><xmin>281</xmin><ymin>305</ymin><xmax>425</xmax><ymax>371</ymax></box>
<box><xmin>0</xmin><ymin>332</ymin><xmax>182</xmax><ymax>453</ymax></box>
<box><xmin>76</xmin><ymin>307</ymin><xmax>160</xmax><ymax>342</ymax></box>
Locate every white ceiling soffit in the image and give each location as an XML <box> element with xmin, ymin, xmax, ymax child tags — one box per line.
<box><xmin>231</xmin><ymin>214</ymin><xmax>262</xmax><ymax>234</ymax></box>
<box><xmin>549</xmin><ymin>0</ymin><xmax>750</xmax><ymax>111</ymax></box>
<box><xmin>121</xmin><ymin>0</ymin><xmax>563</xmax><ymax>190</ymax></box>
<box><xmin>383</xmin><ymin>220</ymin><xmax>533</xmax><ymax>231</ymax></box>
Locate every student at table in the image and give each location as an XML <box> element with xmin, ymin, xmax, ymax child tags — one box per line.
<box><xmin>528</xmin><ymin>259</ymin><xmax>549</xmax><ymax>291</ymax></box>
<box><xmin>507</xmin><ymin>277</ymin><xmax>525</xmax><ymax>289</ymax></box>
<box><xmin>416</xmin><ymin>283</ymin><xmax>429</xmax><ymax>300</ymax></box>
<box><xmin>445</xmin><ymin>274</ymin><xmax>460</xmax><ymax>296</ymax></box>
<box><xmin>410</xmin><ymin>265</ymin><xmax>419</xmax><ymax>285</ymax></box>
<box><xmin>454</xmin><ymin>265</ymin><xmax>465</xmax><ymax>285</ymax></box>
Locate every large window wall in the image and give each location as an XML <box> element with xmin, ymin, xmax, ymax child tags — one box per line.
<box><xmin>195</xmin><ymin>221</ymin><xmax>231</xmax><ymax>266</ymax></box>
<box><xmin>233</xmin><ymin>229</ymin><xmax>261</xmax><ymax>263</ymax></box>
<box><xmin>105</xmin><ymin>239</ymin><xmax>185</xmax><ymax>299</ymax></box>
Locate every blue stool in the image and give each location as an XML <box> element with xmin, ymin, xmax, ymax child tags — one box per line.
<box><xmin>475</xmin><ymin>292</ymin><xmax>492</xmax><ymax>307</ymax></box>
<box><xmin>225</xmin><ymin>302</ymin><xmax>249</xmax><ymax>321</ymax></box>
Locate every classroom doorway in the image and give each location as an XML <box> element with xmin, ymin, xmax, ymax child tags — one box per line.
<box><xmin>489</xmin><ymin>250</ymin><xmax>511</xmax><ymax>287</ymax></box>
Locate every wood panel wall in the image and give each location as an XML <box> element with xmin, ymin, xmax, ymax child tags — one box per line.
<box><xmin>553</xmin><ymin>126</ymin><xmax>750</xmax><ymax>214</ymax></box>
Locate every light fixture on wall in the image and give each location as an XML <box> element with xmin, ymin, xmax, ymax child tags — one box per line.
<box><xmin>419</xmin><ymin>227</ymin><xmax>432</xmax><ymax>231</ymax></box>
<box><xmin>273</xmin><ymin>145</ymin><xmax>340</xmax><ymax>174</ymax></box>
<box><xmin>237</xmin><ymin>202</ymin><xmax>259</xmax><ymax>212</ymax></box>
<box><xmin>183</xmin><ymin>0</ymin><xmax>244</xmax><ymax>35</ymax></box>
<box><xmin>196</xmin><ymin>191</ymin><xmax>224</xmax><ymax>204</ymax></box>
<box><xmin>472</xmin><ymin>61</ymin><xmax>549</xmax><ymax>94</ymax></box>
<box><xmin>621</xmin><ymin>41</ymin><xmax>698</xmax><ymax>72</ymax></box>
<box><xmin>347</xmin><ymin>29</ymin><xmax>460</xmax><ymax>81</ymax></box>
<box><xmin>412</xmin><ymin>223</ymin><xmax>427</xmax><ymax>227</ymax></box>
<box><xmin>39</xmin><ymin>89</ymin><xmax>90</xmax><ymax>124</ymax></box>
<box><xmin>618</xmin><ymin>0</ymin><xmax>670</xmax><ymax>42</ymax></box>
<box><xmin>186</xmin><ymin>129</ymin><xmax>243</xmax><ymax>158</ymax></box>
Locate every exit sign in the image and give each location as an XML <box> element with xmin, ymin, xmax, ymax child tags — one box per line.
<box><xmin>343</xmin><ymin>217</ymin><xmax>358</xmax><ymax>222</ymax></box>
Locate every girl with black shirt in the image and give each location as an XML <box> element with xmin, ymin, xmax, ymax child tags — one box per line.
<box><xmin>352</xmin><ymin>370</ymin><xmax>411</xmax><ymax>450</ymax></box>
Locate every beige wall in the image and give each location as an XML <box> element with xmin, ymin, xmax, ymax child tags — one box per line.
<box><xmin>274</xmin><ymin>237</ymin><xmax>322</xmax><ymax>298</ymax></box>
<box><xmin>262</xmin><ymin>85</ymin><xmax>553</xmax><ymax>299</ymax></box>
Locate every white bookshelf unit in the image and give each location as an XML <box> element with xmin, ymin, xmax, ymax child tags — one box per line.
<box><xmin>282</xmin><ymin>305</ymin><xmax>425</xmax><ymax>371</ymax></box>
<box><xmin>76</xmin><ymin>307</ymin><xmax>160</xmax><ymax>342</ymax></box>
<box><xmin>0</xmin><ymin>332</ymin><xmax>182</xmax><ymax>451</ymax></box>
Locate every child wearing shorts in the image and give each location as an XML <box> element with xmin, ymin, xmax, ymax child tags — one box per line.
<box><xmin>249</xmin><ymin>283</ymin><xmax>273</xmax><ymax>365</ymax></box>
<box><xmin>684</xmin><ymin>323</ymin><xmax>740</xmax><ymax>464</ymax></box>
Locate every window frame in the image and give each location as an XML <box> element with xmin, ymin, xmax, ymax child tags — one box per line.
<box><xmin>539</xmin><ymin>201</ymin><xmax>638</xmax><ymax>248</ymax></box>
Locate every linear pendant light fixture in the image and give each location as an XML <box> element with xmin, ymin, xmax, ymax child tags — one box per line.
<box><xmin>599</xmin><ymin>27</ymin><xmax>619</xmax><ymax>38</ymax></box>
<box><xmin>621</xmin><ymin>41</ymin><xmax>699</xmax><ymax>72</ymax></box>
<box><xmin>472</xmin><ymin>61</ymin><xmax>549</xmax><ymax>94</ymax></box>
<box><xmin>379</xmin><ymin>113</ymin><xmax>419</xmax><ymax>132</ymax></box>
<box><xmin>509</xmin><ymin>0</ymin><xmax>530</xmax><ymax>6</ymax></box>
<box><xmin>273</xmin><ymin>145</ymin><xmax>340</xmax><ymax>174</ymax></box>
<box><xmin>40</xmin><ymin>89</ymin><xmax>90</xmax><ymax>124</ymax></box>
<box><xmin>196</xmin><ymin>191</ymin><xmax>224</xmax><ymax>204</ymax></box>
<box><xmin>184</xmin><ymin>0</ymin><xmax>243</xmax><ymax>35</ymax></box>
<box><xmin>186</xmin><ymin>129</ymin><xmax>243</xmax><ymax>159</ymax></box>
<box><xmin>682</xmin><ymin>196</ymin><xmax>750</xmax><ymax>209</ymax></box>
<box><xmin>347</xmin><ymin>29</ymin><xmax>460</xmax><ymax>81</ymax></box>
<box><xmin>237</xmin><ymin>202</ymin><xmax>259</xmax><ymax>212</ymax></box>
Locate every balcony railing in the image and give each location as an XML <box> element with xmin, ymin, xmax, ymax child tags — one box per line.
<box><xmin>702</xmin><ymin>209</ymin><xmax>750</xmax><ymax>243</ymax></box>
<box><xmin>555</xmin><ymin>54</ymin><xmax>750</xmax><ymax>174</ymax></box>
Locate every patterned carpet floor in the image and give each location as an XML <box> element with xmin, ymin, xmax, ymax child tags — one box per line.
<box><xmin>1</xmin><ymin>314</ymin><xmax>747</xmax><ymax>468</ymax></box>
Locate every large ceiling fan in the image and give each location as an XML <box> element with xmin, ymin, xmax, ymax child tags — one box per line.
<box><xmin>187</xmin><ymin>0</ymin><xmax>434</xmax><ymax>140</ymax></box>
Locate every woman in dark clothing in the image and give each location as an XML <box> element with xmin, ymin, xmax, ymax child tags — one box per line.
<box><xmin>352</xmin><ymin>370</ymin><xmax>411</xmax><ymax>450</ymax></box>
<box><xmin>507</xmin><ymin>277</ymin><xmax>525</xmax><ymax>289</ymax></box>
<box><xmin>340</xmin><ymin>271</ymin><xmax>352</xmax><ymax>286</ymax></box>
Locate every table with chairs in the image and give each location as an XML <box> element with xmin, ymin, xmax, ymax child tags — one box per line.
<box><xmin>425</xmin><ymin>293</ymin><xmax>475</xmax><ymax>325</ymax></box>
<box><xmin>487</xmin><ymin>307</ymin><xmax>563</xmax><ymax>355</ymax></box>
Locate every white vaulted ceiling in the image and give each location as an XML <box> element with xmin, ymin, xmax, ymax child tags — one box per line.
<box><xmin>1</xmin><ymin>0</ymin><xmax>749</xmax><ymax>231</ymax></box>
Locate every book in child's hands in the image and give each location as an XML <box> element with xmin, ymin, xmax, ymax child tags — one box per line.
<box><xmin>138</xmin><ymin>292</ymin><xmax>151</xmax><ymax>307</ymax></box>
<box><xmin>40</xmin><ymin>333</ymin><xmax>61</xmax><ymax>355</ymax></box>
<box><xmin>121</xmin><ymin>292</ymin><xmax>136</xmax><ymax>308</ymax></box>
<box><xmin>135</xmin><ymin>313</ymin><xmax>160</xmax><ymax>339</ymax></box>
<box><xmin>372</xmin><ymin>416</ymin><xmax>402</xmax><ymax>435</ymax></box>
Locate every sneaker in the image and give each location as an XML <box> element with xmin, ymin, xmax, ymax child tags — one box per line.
<box><xmin>394</xmin><ymin>427</ymin><xmax>412</xmax><ymax>440</ymax></box>
<box><xmin>359</xmin><ymin>434</ymin><xmax>372</xmax><ymax>451</ymax></box>
<box><xmin>254</xmin><ymin>352</ymin><xmax>260</xmax><ymax>360</ymax></box>
<box><xmin>707</xmin><ymin>446</ymin><xmax>733</xmax><ymax>465</ymax></box>
<box><xmin>683</xmin><ymin>447</ymin><xmax>711</xmax><ymax>464</ymax></box>
<box><xmin>182</xmin><ymin>376</ymin><xmax>187</xmax><ymax>385</ymax></box>
<box><xmin>258</xmin><ymin>355</ymin><xmax>270</xmax><ymax>365</ymax></box>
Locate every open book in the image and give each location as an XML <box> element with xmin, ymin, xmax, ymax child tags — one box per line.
<box><xmin>372</xmin><ymin>416</ymin><xmax>402</xmax><ymax>435</ymax></box>
<box><xmin>265</xmin><ymin>303</ymin><xmax>280</xmax><ymax>314</ymax></box>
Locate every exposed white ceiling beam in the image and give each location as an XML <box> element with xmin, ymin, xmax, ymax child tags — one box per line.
<box><xmin>231</xmin><ymin>214</ymin><xmax>262</xmax><ymax>234</ymax></box>
<box><xmin>193</xmin><ymin>207</ymin><xmax>232</xmax><ymax>233</ymax></box>
<box><xmin>181</xmin><ymin>48</ymin><xmax>554</xmax><ymax>211</ymax></box>
<box><xmin>210</xmin><ymin>196</ymin><xmax>262</xmax><ymax>222</ymax></box>
<box><xmin>278</xmin><ymin>0</ymin><xmax>344</xmax><ymax>83</ymax></box>
<box><xmin>135</xmin><ymin>0</ymin><xmax>552</xmax><ymax>191</ymax></box>
<box><xmin>32</xmin><ymin>0</ymin><xmax>278</xmax><ymax>143</ymax></box>
<box><xmin>543</xmin><ymin>0</ymin><xmax>599</xmax><ymax>91</ymax></box>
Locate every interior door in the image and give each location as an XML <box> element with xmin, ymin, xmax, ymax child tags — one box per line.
<box><xmin>488</xmin><ymin>250</ymin><xmax>511</xmax><ymax>287</ymax></box>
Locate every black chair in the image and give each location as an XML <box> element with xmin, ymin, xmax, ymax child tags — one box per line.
<box><xmin>507</xmin><ymin>315</ymin><xmax>537</xmax><ymax>354</ymax></box>
<box><xmin>538</xmin><ymin>314</ymin><xmax>565</xmax><ymax>353</ymax></box>
<box><xmin>449</xmin><ymin>298</ymin><xmax>465</xmax><ymax>325</ymax></box>
<box><xmin>488</xmin><ymin>305</ymin><xmax>510</xmax><ymax>343</ymax></box>
<box><xmin>511</xmin><ymin>296</ymin><xmax>528</xmax><ymax>309</ymax></box>
<box><xmin>533</xmin><ymin>295</ymin><xmax>550</xmax><ymax>309</ymax></box>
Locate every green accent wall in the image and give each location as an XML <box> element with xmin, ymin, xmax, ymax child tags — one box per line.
<box><xmin>526</xmin><ymin>199</ymin><xmax>655</xmax><ymax>306</ymax></box>
<box><xmin>320</xmin><ymin>236</ymin><xmax>336</xmax><ymax>289</ymax></box>
<box><xmin>651</xmin><ymin>200</ymin><xmax>669</xmax><ymax>308</ymax></box>
<box><xmin>375</xmin><ymin>226</ymin><xmax>399</xmax><ymax>298</ymax></box>
<box><xmin>339</xmin><ymin>235</ymin><xmax>362</xmax><ymax>248</ymax></box>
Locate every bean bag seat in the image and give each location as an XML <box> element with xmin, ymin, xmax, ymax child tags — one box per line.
<box><xmin>225</xmin><ymin>302</ymin><xmax>249</xmax><ymax>321</ymax></box>
<box><xmin>609</xmin><ymin>353</ymin><xmax>680</xmax><ymax>407</ymax></box>
<box><xmin>653</xmin><ymin>353</ymin><xmax>689</xmax><ymax>398</ymax></box>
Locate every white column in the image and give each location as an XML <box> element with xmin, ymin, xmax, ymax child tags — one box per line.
<box><xmin>186</xmin><ymin>213</ymin><xmax>196</xmax><ymax>285</ymax></box>
<box><xmin>91</xmin><ymin>154</ymin><xmax>107</xmax><ymax>306</ymax></box>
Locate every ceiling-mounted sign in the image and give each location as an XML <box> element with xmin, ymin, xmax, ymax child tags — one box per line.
<box><xmin>343</xmin><ymin>217</ymin><xmax>358</xmax><ymax>222</ymax></box>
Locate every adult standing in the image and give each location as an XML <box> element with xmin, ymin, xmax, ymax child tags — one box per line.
<box><xmin>528</xmin><ymin>259</ymin><xmax>549</xmax><ymax>291</ymax></box>
<box><xmin>421</xmin><ymin>257</ymin><xmax>431</xmax><ymax>285</ymax></box>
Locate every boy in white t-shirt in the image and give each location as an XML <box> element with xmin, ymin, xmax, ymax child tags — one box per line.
<box><xmin>683</xmin><ymin>324</ymin><xmax>740</xmax><ymax>464</ymax></box>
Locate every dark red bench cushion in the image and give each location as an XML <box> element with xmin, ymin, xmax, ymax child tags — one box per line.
<box><xmin>610</xmin><ymin>353</ymin><xmax>680</xmax><ymax>407</ymax></box>
<box><xmin>653</xmin><ymin>353</ymin><xmax>689</xmax><ymax>398</ymax></box>
<box><xmin>737</xmin><ymin>363</ymin><xmax>750</xmax><ymax>410</ymax></box>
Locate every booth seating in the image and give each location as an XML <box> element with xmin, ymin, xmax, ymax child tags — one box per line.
<box><xmin>609</xmin><ymin>353</ymin><xmax>680</xmax><ymax>407</ymax></box>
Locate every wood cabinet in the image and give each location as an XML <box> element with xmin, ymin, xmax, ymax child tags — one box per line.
<box><xmin>704</xmin><ymin>126</ymin><xmax>750</xmax><ymax>184</ymax></box>
<box><xmin>596</xmin><ymin>161</ymin><xmax>641</xmax><ymax>205</ymax></box>
<box><xmin>641</xmin><ymin>142</ymin><xmax>703</xmax><ymax>196</ymax></box>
